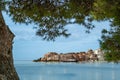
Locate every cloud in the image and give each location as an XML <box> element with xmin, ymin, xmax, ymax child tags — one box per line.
<box><xmin>11</xmin><ymin>26</ymin><xmax>37</xmax><ymax>41</ymax></box>
<box><xmin>3</xmin><ymin>12</ymin><xmax>40</xmax><ymax>41</ymax></box>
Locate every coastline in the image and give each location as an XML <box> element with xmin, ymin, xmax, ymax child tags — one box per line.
<box><xmin>33</xmin><ymin>49</ymin><xmax>105</xmax><ymax>63</ymax></box>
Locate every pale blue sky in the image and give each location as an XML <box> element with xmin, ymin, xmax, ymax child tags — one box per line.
<box><xmin>3</xmin><ymin>12</ymin><xmax>110</xmax><ymax>60</ymax></box>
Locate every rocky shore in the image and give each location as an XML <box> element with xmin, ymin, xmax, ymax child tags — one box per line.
<box><xmin>33</xmin><ymin>49</ymin><xmax>104</xmax><ymax>62</ymax></box>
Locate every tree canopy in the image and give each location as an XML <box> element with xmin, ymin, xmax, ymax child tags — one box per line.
<box><xmin>93</xmin><ymin>0</ymin><xmax>120</xmax><ymax>62</ymax></box>
<box><xmin>0</xmin><ymin>0</ymin><xmax>120</xmax><ymax>62</ymax></box>
<box><xmin>1</xmin><ymin>0</ymin><xmax>95</xmax><ymax>40</ymax></box>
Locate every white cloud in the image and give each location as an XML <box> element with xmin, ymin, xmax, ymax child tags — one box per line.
<box><xmin>2</xmin><ymin>12</ymin><xmax>40</xmax><ymax>41</ymax></box>
<box><xmin>11</xmin><ymin>26</ymin><xmax>37</xmax><ymax>41</ymax></box>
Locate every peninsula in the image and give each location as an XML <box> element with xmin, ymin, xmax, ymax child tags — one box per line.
<box><xmin>33</xmin><ymin>49</ymin><xmax>104</xmax><ymax>62</ymax></box>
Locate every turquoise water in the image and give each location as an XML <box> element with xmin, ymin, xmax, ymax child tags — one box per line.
<box><xmin>14</xmin><ymin>61</ymin><xmax>120</xmax><ymax>80</ymax></box>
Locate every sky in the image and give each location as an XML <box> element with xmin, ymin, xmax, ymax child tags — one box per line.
<box><xmin>2</xmin><ymin>12</ymin><xmax>110</xmax><ymax>60</ymax></box>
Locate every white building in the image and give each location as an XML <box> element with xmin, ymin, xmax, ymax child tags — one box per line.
<box><xmin>94</xmin><ymin>49</ymin><xmax>104</xmax><ymax>61</ymax></box>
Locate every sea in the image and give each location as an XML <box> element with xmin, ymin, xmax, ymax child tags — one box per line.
<box><xmin>14</xmin><ymin>61</ymin><xmax>120</xmax><ymax>80</ymax></box>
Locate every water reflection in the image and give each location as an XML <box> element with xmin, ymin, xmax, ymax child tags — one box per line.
<box><xmin>15</xmin><ymin>61</ymin><xmax>120</xmax><ymax>80</ymax></box>
<box><xmin>112</xmin><ymin>70</ymin><xmax>115</xmax><ymax>80</ymax></box>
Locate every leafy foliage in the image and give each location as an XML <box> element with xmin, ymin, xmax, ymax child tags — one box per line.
<box><xmin>0</xmin><ymin>0</ymin><xmax>8</xmax><ymax>10</ymax></box>
<box><xmin>94</xmin><ymin>0</ymin><xmax>120</xmax><ymax>62</ymax></box>
<box><xmin>4</xmin><ymin>0</ymin><xmax>94</xmax><ymax>41</ymax></box>
<box><xmin>100</xmin><ymin>26</ymin><xmax>120</xmax><ymax>62</ymax></box>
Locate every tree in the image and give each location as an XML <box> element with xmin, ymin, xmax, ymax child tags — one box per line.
<box><xmin>0</xmin><ymin>9</ymin><xmax>19</xmax><ymax>80</ymax></box>
<box><xmin>91</xmin><ymin>0</ymin><xmax>120</xmax><ymax>62</ymax></box>
<box><xmin>100</xmin><ymin>27</ymin><xmax>120</xmax><ymax>63</ymax></box>
<box><xmin>0</xmin><ymin>0</ymin><xmax>120</xmax><ymax>79</ymax></box>
<box><xmin>7</xmin><ymin>0</ymin><xmax>94</xmax><ymax>41</ymax></box>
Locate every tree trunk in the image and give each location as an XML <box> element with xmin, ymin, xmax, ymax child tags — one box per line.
<box><xmin>0</xmin><ymin>11</ymin><xmax>19</xmax><ymax>80</ymax></box>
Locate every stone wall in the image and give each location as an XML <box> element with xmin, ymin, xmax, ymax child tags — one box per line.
<box><xmin>0</xmin><ymin>11</ymin><xmax>19</xmax><ymax>80</ymax></box>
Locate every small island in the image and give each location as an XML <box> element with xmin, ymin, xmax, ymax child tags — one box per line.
<box><xmin>33</xmin><ymin>49</ymin><xmax>104</xmax><ymax>62</ymax></box>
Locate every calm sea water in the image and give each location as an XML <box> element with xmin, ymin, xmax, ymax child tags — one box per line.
<box><xmin>14</xmin><ymin>61</ymin><xmax>120</xmax><ymax>80</ymax></box>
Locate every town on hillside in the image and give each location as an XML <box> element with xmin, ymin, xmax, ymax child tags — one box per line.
<box><xmin>33</xmin><ymin>49</ymin><xmax>104</xmax><ymax>62</ymax></box>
